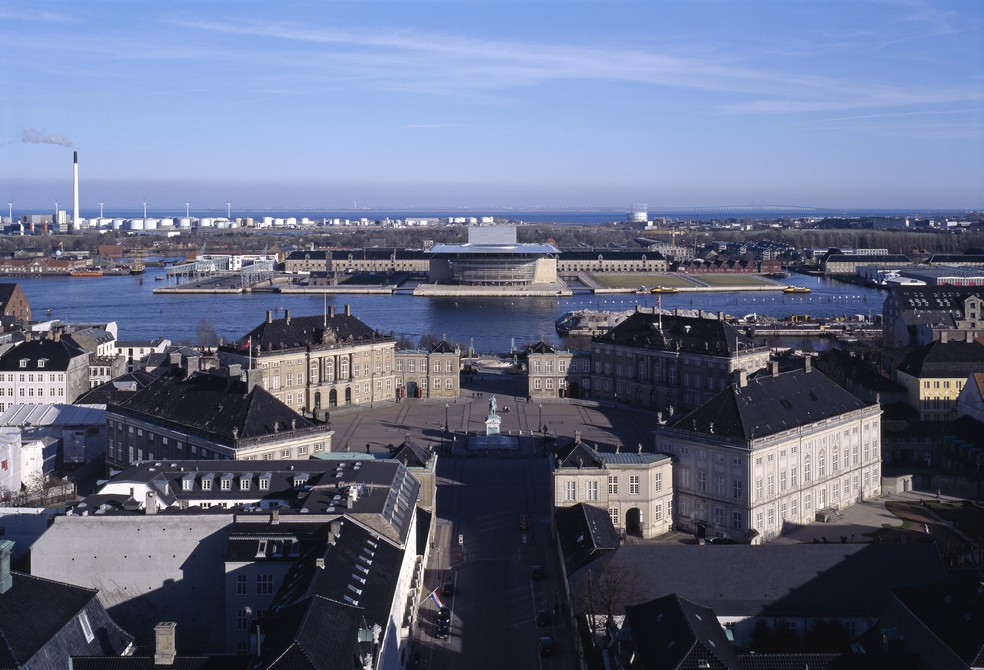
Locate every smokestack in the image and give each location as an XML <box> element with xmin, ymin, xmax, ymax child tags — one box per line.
<box><xmin>72</xmin><ymin>151</ymin><xmax>79</xmax><ymax>234</ymax></box>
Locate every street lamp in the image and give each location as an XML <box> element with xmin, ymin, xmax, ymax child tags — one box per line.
<box><xmin>445</xmin><ymin>402</ymin><xmax>450</xmax><ymax>433</ymax></box>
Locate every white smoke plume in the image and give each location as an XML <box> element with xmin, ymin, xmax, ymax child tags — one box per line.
<box><xmin>22</xmin><ymin>128</ymin><xmax>73</xmax><ymax>148</ymax></box>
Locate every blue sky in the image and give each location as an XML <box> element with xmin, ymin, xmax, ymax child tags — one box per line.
<box><xmin>1</xmin><ymin>0</ymin><xmax>982</xmax><ymax>212</ymax></box>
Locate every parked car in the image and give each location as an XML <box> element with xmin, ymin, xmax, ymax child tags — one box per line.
<box><xmin>538</xmin><ymin>636</ymin><xmax>555</xmax><ymax>655</ymax></box>
<box><xmin>536</xmin><ymin>609</ymin><xmax>551</xmax><ymax>627</ymax></box>
<box><xmin>530</xmin><ymin>564</ymin><xmax>544</xmax><ymax>580</ymax></box>
<box><xmin>436</xmin><ymin>607</ymin><xmax>451</xmax><ymax>638</ymax></box>
<box><xmin>441</xmin><ymin>581</ymin><xmax>454</xmax><ymax>597</ymax></box>
<box><xmin>706</xmin><ymin>537</ymin><xmax>736</xmax><ymax>545</ymax></box>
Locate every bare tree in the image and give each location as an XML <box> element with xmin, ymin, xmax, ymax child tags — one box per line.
<box><xmin>196</xmin><ymin>318</ymin><xmax>219</xmax><ymax>353</ymax></box>
<box><xmin>572</xmin><ymin>559</ymin><xmax>648</xmax><ymax>645</ymax></box>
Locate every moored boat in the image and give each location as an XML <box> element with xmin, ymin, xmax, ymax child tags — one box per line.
<box><xmin>783</xmin><ymin>286</ymin><xmax>811</xmax><ymax>294</ymax></box>
<box><xmin>69</xmin><ymin>267</ymin><xmax>104</xmax><ymax>277</ymax></box>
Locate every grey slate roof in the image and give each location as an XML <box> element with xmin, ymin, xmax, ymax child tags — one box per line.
<box><xmin>388</xmin><ymin>436</ymin><xmax>431</xmax><ymax>469</ymax></box>
<box><xmin>0</xmin><ymin>571</ymin><xmax>133</xmax><ymax>666</ymax></box>
<box><xmin>259</xmin><ymin>520</ymin><xmax>404</xmax><ymax>670</ymax></box>
<box><xmin>526</xmin><ymin>341</ymin><xmax>557</xmax><ymax>354</ymax></box>
<box><xmin>889</xmin><ymin>575</ymin><xmax>984</xmax><ymax>666</ymax></box>
<box><xmin>82</xmin><ymin>460</ymin><xmax>419</xmax><ymax>546</ymax></box>
<box><xmin>554</xmin><ymin>437</ymin><xmax>605</xmax><ymax>469</ymax></box>
<box><xmin>108</xmin><ymin>372</ymin><xmax>318</xmax><ymax>444</ymax></box>
<box><xmin>0</xmin><ymin>336</ymin><xmax>87</xmax><ymax>372</ymax></box>
<box><xmin>558</xmin><ymin>250</ymin><xmax>665</xmax><ymax>261</ymax></box>
<box><xmin>896</xmin><ymin>340</ymin><xmax>984</xmax><ymax>377</ymax></box>
<box><xmin>555</xmin><ymin>503</ymin><xmax>620</xmax><ymax>574</ymax></box>
<box><xmin>624</xmin><ymin>594</ymin><xmax>743</xmax><ymax>670</ymax></box>
<box><xmin>76</xmin><ymin>371</ymin><xmax>159</xmax><ymax>405</ymax></box>
<box><xmin>671</xmin><ymin>368</ymin><xmax>871</xmax><ymax>440</ymax></box>
<box><xmin>595</xmin><ymin>311</ymin><xmax>754</xmax><ymax>356</ymax></box>
<box><xmin>429</xmin><ymin>339</ymin><xmax>457</xmax><ymax>354</ymax></box>
<box><xmin>575</xmin><ymin>544</ymin><xmax>946</xmax><ymax>620</ymax></box>
<box><xmin>230</xmin><ymin>313</ymin><xmax>390</xmax><ymax>354</ymax></box>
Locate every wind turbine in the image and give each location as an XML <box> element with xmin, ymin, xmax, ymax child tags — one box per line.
<box><xmin>185</xmin><ymin>200</ymin><xmax>191</xmax><ymax>218</ymax></box>
<box><xmin>143</xmin><ymin>199</ymin><xmax>148</xmax><ymax>218</ymax></box>
<box><xmin>6</xmin><ymin>201</ymin><xmax>11</xmax><ymax>224</ymax></box>
<box><xmin>226</xmin><ymin>199</ymin><xmax>232</xmax><ymax>219</ymax></box>
<box><xmin>98</xmin><ymin>200</ymin><xmax>104</xmax><ymax>218</ymax></box>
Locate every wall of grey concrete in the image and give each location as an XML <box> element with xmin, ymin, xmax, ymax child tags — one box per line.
<box><xmin>31</xmin><ymin>514</ymin><xmax>231</xmax><ymax>654</ymax></box>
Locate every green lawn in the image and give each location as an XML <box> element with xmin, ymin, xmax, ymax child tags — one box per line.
<box><xmin>694</xmin><ymin>274</ymin><xmax>773</xmax><ymax>287</ymax></box>
<box><xmin>589</xmin><ymin>273</ymin><xmax>691</xmax><ymax>289</ymax></box>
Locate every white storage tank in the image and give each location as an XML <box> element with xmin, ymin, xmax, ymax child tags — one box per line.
<box><xmin>262</xmin><ymin>216</ymin><xmax>274</xmax><ymax>227</ymax></box>
<box><xmin>97</xmin><ymin>218</ymin><xmax>112</xmax><ymax>229</ymax></box>
<box><xmin>178</xmin><ymin>217</ymin><xmax>192</xmax><ymax>228</ymax></box>
<box><xmin>158</xmin><ymin>217</ymin><xmax>173</xmax><ymax>227</ymax></box>
<box><xmin>112</xmin><ymin>218</ymin><xmax>125</xmax><ymax>230</ymax></box>
<box><xmin>273</xmin><ymin>218</ymin><xmax>285</xmax><ymax>227</ymax></box>
<box><xmin>144</xmin><ymin>218</ymin><xmax>158</xmax><ymax>230</ymax></box>
<box><xmin>128</xmin><ymin>218</ymin><xmax>145</xmax><ymax>230</ymax></box>
<box><xmin>199</xmin><ymin>217</ymin><xmax>214</xmax><ymax>228</ymax></box>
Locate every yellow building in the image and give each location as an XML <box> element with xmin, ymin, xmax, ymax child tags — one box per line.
<box><xmin>219</xmin><ymin>306</ymin><xmax>396</xmax><ymax>413</ymax></box>
<box><xmin>895</xmin><ymin>336</ymin><xmax>984</xmax><ymax>421</ymax></box>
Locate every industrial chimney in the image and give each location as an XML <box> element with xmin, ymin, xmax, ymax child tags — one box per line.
<box><xmin>72</xmin><ymin>151</ymin><xmax>79</xmax><ymax>234</ymax></box>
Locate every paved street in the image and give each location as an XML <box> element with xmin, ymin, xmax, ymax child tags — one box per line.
<box><xmin>327</xmin><ymin>370</ymin><xmax>659</xmax><ymax>669</ymax></box>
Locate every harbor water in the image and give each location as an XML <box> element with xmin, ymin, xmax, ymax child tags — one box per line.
<box><xmin>15</xmin><ymin>275</ymin><xmax>884</xmax><ymax>352</ymax></box>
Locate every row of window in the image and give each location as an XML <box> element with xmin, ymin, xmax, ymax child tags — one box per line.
<box><xmin>0</xmin><ymin>387</ymin><xmax>62</xmax><ymax>397</ymax></box>
<box><xmin>564</xmin><ymin>474</ymin><xmax>646</xmax><ymax>501</ymax></box>
<box><xmin>4</xmin><ymin>373</ymin><xmax>66</xmax><ymax>382</ymax></box>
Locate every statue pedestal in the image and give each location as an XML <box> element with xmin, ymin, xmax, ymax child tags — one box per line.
<box><xmin>485</xmin><ymin>414</ymin><xmax>501</xmax><ymax>436</ymax></box>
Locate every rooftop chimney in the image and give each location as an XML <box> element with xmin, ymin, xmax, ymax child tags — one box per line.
<box><xmin>344</xmin><ymin>304</ymin><xmax>351</xmax><ymax>317</ymax></box>
<box><xmin>266</xmin><ymin>310</ymin><xmax>273</xmax><ymax>324</ymax></box>
<box><xmin>771</xmin><ymin>361</ymin><xmax>779</xmax><ymax>377</ymax></box>
<box><xmin>0</xmin><ymin>540</ymin><xmax>13</xmax><ymax>594</ymax></box>
<box><xmin>154</xmin><ymin>622</ymin><xmax>177</xmax><ymax>665</ymax></box>
<box><xmin>145</xmin><ymin>490</ymin><xmax>157</xmax><ymax>515</ymax></box>
<box><xmin>348</xmin><ymin>484</ymin><xmax>359</xmax><ymax>504</ymax></box>
<box><xmin>734</xmin><ymin>369</ymin><xmax>748</xmax><ymax>388</ymax></box>
<box><xmin>804</xmin><ymin>356</ymin><xmax>812</xmax><ymax>373</ymax></box>
<box><xmin>328</xmin><ymin>305</ymin><xmax>335</xmax><ymax>318</ymax></box>
<box><xmin>285</xmin><ymin>309</ymin><xmax>291</xmax><ymax>325</ymax></box>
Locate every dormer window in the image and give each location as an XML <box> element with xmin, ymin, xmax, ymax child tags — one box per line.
<box><xmin>259</xmin><ymin>474</ymin><xmax>271</xmax><ymax>490</ymax></box>
<box><xmin>240</xmin><ymin>477</ymin><xmax>251</xmax><ymax>491</ymax></box>
<box><xmin>201</xmin><ymin>477</ymin><xmax>213</xmax><ymax>491</ymax></box>
<box><xmin>37</xmin><ymin>359</ymin><xmax>46</xmax><ymax>368</ymax></box>
<box><xmin>18</xmin><ymin>360</ymin><xmax>27</xmax><ymax>368</ymax></box>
